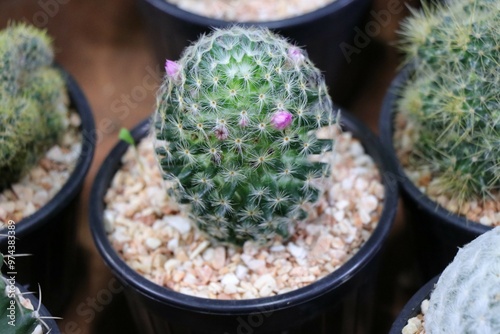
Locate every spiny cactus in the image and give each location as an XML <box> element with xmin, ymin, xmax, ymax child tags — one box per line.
<box><xmin>0</xmin><ymin>254</ymin><xmax>47</xmax><ymax>334</ymax></box>
<box><xmin>0</xmin><ymin>23</ymin><xmax>68</xmax><ymax>190</ymax></box>
<box><xmin>154</xmin><ymin>26</ymin><xmax>335</xmax><ymax>246</ymax></box>
<box><xmin>424</xmin><ymin>226</ymin><xmax>500</xmax><ymax>333</ymax></box>
<box><xmin>396</xmin><ymin>0</ymin><xmax>500</xmax><ymax>202</ymax></box>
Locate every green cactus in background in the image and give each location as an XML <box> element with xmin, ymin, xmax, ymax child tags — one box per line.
<box><xmin>0</xmin><ymin>254</ymin><xmax>48</xmax><ymax>334</ymax></box>
<box><xmin>0</xmin><ymin>23</ymin><xmax>68</xmax><ymax>190</ymax></box>
<box><xmin>154</xmin><ymin>26</ymin><xmax>335</xmax><ymax>246</ymax></box>
<box><xmin>396</xmin><ymin>0</ymin><xmax>500</xmax><ymax>202</ymax></box>
<box><xmin>424</xmin><ymin>226</ymin><xmax>500</xmax><ymax>333</ymax></box>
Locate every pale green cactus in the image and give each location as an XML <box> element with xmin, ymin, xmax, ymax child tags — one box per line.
<box><xmin>0</xmin><ymin>23</ymin><xmax>68</xmax><ymax>190</ymax></box>
<box><xmin>396</xmin><ymin>0</ymin><xmax>500</xmax><ymax>202</ymax></box>
<box><xmin>424</xmin><ymin>226</ymin><xmax>500</xmax><ymax>333</ymax></box>
<box><xmin>154</xmin><ymin>26</ymin><xmax>335</xmax><ymax>246</ymax></box>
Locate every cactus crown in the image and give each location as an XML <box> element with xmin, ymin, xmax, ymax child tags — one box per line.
<box><xmin>0</xmin><ymin>23</ymin><xmax>68</xmax><ymax>190</ymax></box>
<box><xmin>396</xmin><ymin>0</ymin><xmax>500</xmax><ymax>202</ymax></box>
<box><xmin>154</xmin><ymin>26</ymin><xmax>335</xmax><ymax>246</ymax></box>
<box><xmin>424</xmin><ymin>226</ymin><xmax>500</xmax><ymax>333</ymax></box>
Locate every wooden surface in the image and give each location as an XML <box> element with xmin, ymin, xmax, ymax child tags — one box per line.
<box><xmin>0</xmin><ymin>0</ymin><xmax>421</xmax><ymax>333</ymax></box>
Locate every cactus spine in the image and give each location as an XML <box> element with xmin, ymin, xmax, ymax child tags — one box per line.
<box><xmin>397</xmin><ymin>0</ymin><xmax>500</xmax><ymax>202</ymax></box>
<box><xmin>424</xmin><ymin>226</ymin><xmax>500</xmax><ymax>333</ymax></box>
<box><xmin>0</xmin><ymin>23</ymin><xmax>68</xmax><ymax>190</ymax></box>
<box><xmin>154</xmin><ymin>26</ymin><xmax>335</xmax><ymax>246</ymax></box>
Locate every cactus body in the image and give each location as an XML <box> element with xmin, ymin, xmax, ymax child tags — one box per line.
<box><xmin>0</xmin><ymin>254</ymin><xmax>45</xmax><ymax>334</ymax></box>
<box><xmin>0</xmin><ymin>23</ymin><xmax>68</xmax><ymax>190</ymax></box>
<box><xmin>154</xmin><ymin>26</ymin><xmax>335</xmax><ymax>245</ymax></box>
<box><xmin>424</xmin><ymin>226</ymin><xmax>500</xmax><ymax>333</ymax></box>
<box><xmin>397</xmin><ymin>0</ymin><xmax>500</xmax><ymax>202</ymax></box>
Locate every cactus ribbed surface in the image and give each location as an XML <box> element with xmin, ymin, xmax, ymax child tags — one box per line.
<box><xmin>0</xmin><ymin>23</ymin><xmax>68</xmax><ymax>190</ymax></box>
<box><xmin>397</xmin><ymin>0</ymin><xmax>500</xmax><ymax>202</ymax></box>
<box><xmin>154</xmin><ymin>26</ymin><xmax>335</xmax><ymax>246</ymax></box>
<box><xmin>425</xmin><ymin>226</ymin><xmax>500</xmax><ymax>334</ymax></box>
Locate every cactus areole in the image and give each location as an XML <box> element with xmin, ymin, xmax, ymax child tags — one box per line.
<box><xmin>154</xmin><ymin>26</ymin><xmax>335</xmax><ymax>246</ymax></box>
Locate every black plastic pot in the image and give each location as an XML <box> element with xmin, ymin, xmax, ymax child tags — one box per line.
<box><xmin>379</xmin><ymin>67</ymin><xmax>492</xmax><ymax>281</ymax></box>
<box><xmin>90</xmin><ymin>110</ymin><xmax>398</xmax><ymax>334</ymax></box>
<box><xmin>137</xmin><ymin>0</ymin><xmax>373</xmax><ymax>106</ymax></box>
<box><xmin>388</xmin><ymin>275</ymin><xmax>438</xmax><ymax>334</ymax></box>
<box><xmin>0</xmin><ymin>67</ymin><xmax>96</xmax><ymax>314</ymax></box>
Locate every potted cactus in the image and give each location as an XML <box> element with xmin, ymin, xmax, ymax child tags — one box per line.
<box><xmin>379</xmin><ymin>0</ymin><xmax>499</xmax><ymax>280</ymax></box>
<box><xmin>0</xmin><ymin>23</ymin><xmax>95</xmax><ymax>313</ymax></box>
<box><xmin>90</xmin><ymin>26</ymin><xmax>397</xmax><ymax>333</ymax></box>
<box><xmin>0</xmin><ymin>252</ymin><xmax>61</xmax><ymax>334</ymax></box>
<box><xmin>137</xmin><ymin>0</ymin><xmax>373</xmax><ymax>105</ymax></box>
<box><xmin>390</xmin><ymin>226</ymin><xmax>500</xmax><ymax>334</ymax></box>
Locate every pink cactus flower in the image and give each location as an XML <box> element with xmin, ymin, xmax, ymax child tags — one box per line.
<box><xmin>288</xmin><ymin>47</ymin><xmax>305</xmax><ymax>65</ymax></box>
<box><xmin>270</xmin><ymin>110</ymin><xmax>293</xmax><ymax>130</ymax></box>
<box><xmin>165</xmin><ymin>59</ymin><xmax>181</xmax><ymax>82</ymax></box>
<box><xmin>214</xmin><ymin>125</ymin><xmax>229</xmax><ymax>140</ymax></box>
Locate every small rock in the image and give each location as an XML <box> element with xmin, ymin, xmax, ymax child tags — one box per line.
<box><xmin>145</xmin><ymin>237</ymin><xmax>162</xmax><ymax>250</ymax></box>
<box><xmin>235</xmin><ymin>265</ymin><xmax>249</xmax><ymax>280</ymax></box>
<box><xmin>164</xmin><ymin>215</ymin><xmax>191</xmax><ymax>234</ymax></box>
<box><xmin>211</xmin><ymin>247</ymin><xmax>226</xmax><ymax>270</ymax></box>
<box><xmin>287</xmin><ymin>242</ymin><xmax>306</xmax><ymax>260</ymax></box>
<box><xmin>221</xmin><ymin>273</ymin><xmax>239</xmax><ymax>286</ymax></box>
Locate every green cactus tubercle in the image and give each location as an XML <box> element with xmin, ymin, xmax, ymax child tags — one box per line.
<box><xmin>0</xmin><ymin>23</ymin><xmax>68</xmax><ymax>190</ymax></box>
<box><xmin>397</xmin><ymin>0</ymin><xmax>500</xmax><ymax>202</ymax></box>
<box><xmin>154</xmin><ymin>26</ymin><xmax>335</xmax><ymax>246</ymax></box>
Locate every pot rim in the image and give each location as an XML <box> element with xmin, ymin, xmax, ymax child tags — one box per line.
<box><xmin>90</xmin><ymin>109</ymin><xmax>398</xmax><ymax>315</ymax></box>
<box><xmin>140</xmin><ymin>0</ymin><xmax>365</xmax><ymax>29</ymax></box>
<box><xmin>378</xmin><ymin>65</ymin><xmax>491</xmax><ymax>236</ymax></box>
<box><xmin>0</xmin><ymin>65</ymin><xmax>96</xmax><ymax>238</ymax></box>
<box><xmin>388</xmin><ymin>275</ymin><xmax>439</xmax><ymax>334</ymax></box>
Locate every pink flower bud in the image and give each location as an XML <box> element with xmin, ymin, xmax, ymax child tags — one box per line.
<box><xmin>270</xmin><ymin>110</ymin><xmax>293</xmax><ymax>130</ymax></box>
<box><xmin>288</xmin><ymin>47</ymin><xmax>305</xmax><ymax>65</ymax></box>
<box><xmin>239</xmin><ymin>111</ymin><xmax>249</xmax><ymax>127</ymax></box>
<box><xmin>165</xmin><ymin>59</ymin><xmax>181</xmax><ymax>82</ymax></box>
<box><xmin>214</xmin><ymin>125</ymin><xmax>229</xmax><ymax>140</ymax></box>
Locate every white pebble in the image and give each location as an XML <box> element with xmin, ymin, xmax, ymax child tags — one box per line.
<box><xmin>270</xmin><ymin>245</ymin><xmax>285</xmax><ymax>252</ymax></box>
<box><xmin>190</xmin><ymin>240</ymin><xmax>210</xmax><ymax>259</ymax></box>
<box><xmin>421</xmin><ymin>299</ymin><xmax>429</xmax><ymax>315</ymax></box>
<box><xmin>254</xmin><ymin>274</ymin><xmax>276</xmax><ymax>297</ymax></box>
<box><xmin>202</xmin><ymin>248</ymin><xmax>214</xmax><ymax>262</ymax></box>
<box><xmin>164</xmin><ymin>215</ymin><xmax>191</xmax><ymax>234</ymax></box>
<box><xmin>221</xmin><ymin>273</ymin><xmax>240</xmax><ymax>286</ymax></box>
<box><xmin>183</xmin><ymin>273</ymin><xmax>198</xmax><ymax>285</ymax></box>
<box><xmin>479</xmin><ymin>216</ymin><xmax>492</xmax><ymax>226</ymax></box>
<box><xmin>145</xmin><ymin>237</ymin><xmax>162</xmax><ymax>250</ymax></box>
<box><xmin>235</xmin><ymin>265</ymin><xmax>249</xmax><ymax>280</ymax></box>
<box><xmin>287</xmin><ymin>242</ymin><xmax>306</xmax><ymax>260</ymax></box>
<box><xmin>167</xmin><ymin>238</ymin><xmax>179</xmax><ymax>251</ymax></box>
<box><xmin>211</xmin><ymin>247</ymin><xmax>226</xmax><ymax>270</ymax></box>
<box><xmin>359</xmin><ymin>195</ymin><xmax>378</xmax><ymax>213</ymax></box>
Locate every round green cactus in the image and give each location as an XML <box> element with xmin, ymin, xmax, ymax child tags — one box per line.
<box><xmin>424</xmin><ymin>226</ymin><xmax>500</xmax><ymax>333</ymax></box>
<box><xmin>0</xmin><ymin>23</ymin><xmax>68</xmax><ymax>190</ymax></box>
<box><xmin>396</xmin><ymin>0</ymin><xmax>500</xmax><ymax>202</ymax></box>
<box><xmin>154</xmin><ymin>26</ymin><xmax>335</xmax><ymax>246</ymax></box>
